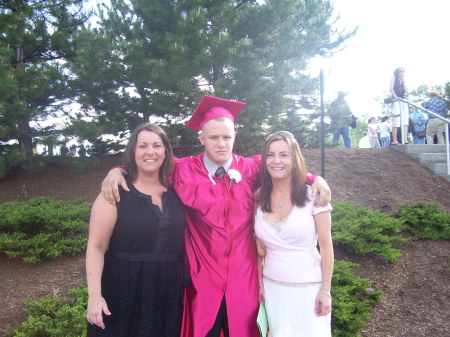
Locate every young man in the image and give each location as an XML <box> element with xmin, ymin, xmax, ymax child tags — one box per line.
<box><xmin>328</xmin><ymin>92</ymin><xmax>354</xmax><ymax>148</ymax></box>
<box><xmin>101</xmin><ymin>95</ymin><xmax>331</xmax><ymax>337</ymax></box>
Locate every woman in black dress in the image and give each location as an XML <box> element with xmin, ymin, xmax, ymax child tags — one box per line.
<box><xmin>86</xmin><ymin>123</ymin><xmax>187</xmax><ymax>337</ymax></box>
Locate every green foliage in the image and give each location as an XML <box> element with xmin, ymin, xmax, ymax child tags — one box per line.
<box><xmin>70</xmin><ymin>0</ymin><xmax>356</xmax><ymax>152</ymax></box>
<box><xmin>0</xmin><ymin>1</ymin><xmax>90</xmax><ymax>170</ymax></box>
<box><xmin>0</xmin><ymin>146</ymin><xmax>22</xmax><ymax>177</ymax></box>
<box><xmin>332</xmin><ymin>201</ymin><xmax>407</xmax><ymax>261</ymax></box>
<box><xmin>5</xmin><ymin>285</ymin><xmax>88</xmax><ymax>337</ymax></box>
<box><xmin>0</xmin><ymin>197</ymin><xmax>90</xmax><ymax>263</ymax></box>
<box><xmin>331</xmin><ymin>260</ymin><xmax>382</xmax><ymax>337</ymax></box>
<box><xmin>392</xmin><ymin>201</ymin><xmax>450</xmax><ymax>240</ymax></box>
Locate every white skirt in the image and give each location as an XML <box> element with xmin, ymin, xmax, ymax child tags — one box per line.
<box><xmin>264</xmin><ymin>277</ymin><xmax>332</xmax><ymax>337</ymax></box>
<box><xmin>391</xmin><ymin>101</ymin><xmax>409</xmax><ymax>127</ymax></box>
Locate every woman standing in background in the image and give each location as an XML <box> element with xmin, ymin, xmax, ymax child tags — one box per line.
<box><xmin>390</xmin><ymin>67</ymin><xmax>409</xmax><ymax>145</ymax></box>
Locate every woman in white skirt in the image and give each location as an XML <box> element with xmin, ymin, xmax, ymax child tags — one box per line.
<box><xmin>389</xmin><ymin>67</ymin><xmax>409</xmax><ymax>145</ymax></box>
<box><xmin>254</xmin><ymin>131</ymin><xmax>333</xmax><ymax>337</ymax></box>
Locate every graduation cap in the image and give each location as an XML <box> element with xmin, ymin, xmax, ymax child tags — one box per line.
<box><xmin>185</xmin><ymin>95</ymin><xmax>246</xmax><ymax>130</ymax></box>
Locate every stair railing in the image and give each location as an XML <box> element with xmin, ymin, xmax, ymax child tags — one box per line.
<box><xmin>398</xmin><ymin>97</ymin><xmax>450</xmax><ymax>176</ymax></box>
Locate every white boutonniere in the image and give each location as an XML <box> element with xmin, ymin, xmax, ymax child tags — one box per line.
<box><xmin>228</xmin><ymin>169</ymin><xmax>242</xmax><ymax>185</ymax></box>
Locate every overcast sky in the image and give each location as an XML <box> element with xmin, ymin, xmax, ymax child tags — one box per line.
<box><xmin>309</xmin><ymin>0</ymin><xmax>450</xmax><ymax>117</ymax></box>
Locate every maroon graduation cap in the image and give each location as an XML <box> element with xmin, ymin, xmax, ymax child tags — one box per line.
<box><xmin>185</xmin><ymin>95</ymin><xmax>246</xmax><ymax>130</ymax></box>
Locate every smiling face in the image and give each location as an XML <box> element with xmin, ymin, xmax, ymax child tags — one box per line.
<box><xmin>199</xmin><ymin>118</ymin><xmax>236</xmax><ymax>165</ymax></box>
<box><xmin>265</xmin><ymin>139</ymin><xmax>293</xmax><ymax>181</ymax></box>
<box><xmin>134</xmin><ymin>130</ymin><xmax>166</xmax><ymax>176</ymax></box>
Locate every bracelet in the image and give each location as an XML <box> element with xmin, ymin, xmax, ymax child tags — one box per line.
<box><xmin>259</xmin><ymin>284</ymin><xmax>264</xmax><ymax>288</ymax></box>
<box><xmin>320</xmin><ymin>291</ymin><xmax>332</xmax><ymax>298</ymax></box>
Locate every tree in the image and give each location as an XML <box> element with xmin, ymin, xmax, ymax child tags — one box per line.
<box><xmin>70</xmin><ymin>0</ymin><xmax>355</xmax><ymax>155</ymax></box>
<box><xmin>0</xmin><ymin>0</ymin><xmax>89</xmax><ymax>170</ymax></box>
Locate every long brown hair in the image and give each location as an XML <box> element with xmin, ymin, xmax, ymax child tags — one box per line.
<box><xmin>122</xmin><ymin>123</ymin><xmax>174</xmax><ymax>187</ymax></box>
<box><xmin>255</xmin><ymin>131</ymin><xmax>309</xmax><ymax>212</ymax></box>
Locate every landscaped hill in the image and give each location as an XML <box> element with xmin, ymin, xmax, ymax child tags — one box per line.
<box><xmin>0</xmin><ymin>148</ymin><xmax>449</xmax><ymax>336</ymax></box>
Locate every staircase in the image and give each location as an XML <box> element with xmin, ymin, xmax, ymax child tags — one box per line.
<box><xmin>393</xmin><ymin>144</ymin><xmax>450</xmax><ymax>182</ymax></box>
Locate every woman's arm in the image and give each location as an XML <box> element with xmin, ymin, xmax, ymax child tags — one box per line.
<box><xmin>86</xmin><ymin>193</ymin><xmax>118</xmax><ymax>329</ymax></box>
<box><xmin>314</xmin><ymin>210</ymin><xmax>333</xmax><ymax>316</ymax></box>
<box><xmin>258</xmin><ymin>254</ymin><xmax>265</xmax><ymax>303</ymax></box>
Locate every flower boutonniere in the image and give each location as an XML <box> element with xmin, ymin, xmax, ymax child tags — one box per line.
<box><xmin>228</xmin><ymin>169</ymin><xmax>242</xmax><ymax>187</ymax></box>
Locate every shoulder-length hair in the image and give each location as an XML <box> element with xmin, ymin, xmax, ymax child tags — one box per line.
<box><xmin>393</xmin><ymin>67</ymin><xmax>405</xmax><ymax>78</ymax></box>
<box><xmin>122</xmin><ymin>123</ymin><xmax>174</xmax><ymax>187</ymax></box>
<box><xmin>255</xmin><ymin>132</ymin><xmax>309</xmax><ymax>212</ymax></box>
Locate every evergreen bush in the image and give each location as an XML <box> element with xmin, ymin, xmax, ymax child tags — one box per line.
<box><xmin>331</xmin><ymin>260</ymin><xmax>382</xmax><ymax>337</ymax></box>
<box><xmin>5</xmin><ymin>286</ymin><xmax>88</xmax><ymax>337</ymax></box>
<box><xmin>392</xmin><ymin>201</ymin><xmax>450</xmax><ymax>240</ymax></box>
<box><xmin>331</xmin><ymin>201</ymin><xmax>407</xmax><ymax>261</ymax></box>
<box><xmin>0</xmin><ymin>197</ymin><xmax>91</xmax><ymax>263</ymax></box>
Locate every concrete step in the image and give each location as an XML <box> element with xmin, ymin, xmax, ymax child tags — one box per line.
<box><xmin>392</xmin><ymin>143</ymin><xmax>450</xmax><ymax>179</ymax></box>
<box><xmin>394</xmin><ymin>144</ymin><xmax>447</xmax><ymax>154</ymax></box>
<box><xmin>424</xmin><ymin>162</ymin><xmax>449</xmax><ymax>175</ymax></box>
<box><xmin>415</xmin><ymin>152</ymin><xmax>448</xmax><ymax>164</ymax></box>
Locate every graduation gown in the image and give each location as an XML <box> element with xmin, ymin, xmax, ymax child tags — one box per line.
<box><xmin>174</xmin><ymin>153</ymin><xmax>261</xmax><ymax>337</ymax></box>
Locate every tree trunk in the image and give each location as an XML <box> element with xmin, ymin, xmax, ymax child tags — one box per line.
<box><xmin>15</xmin><ymin>44</ymin><xmax>33</xmax><ymax>170</ymax></box>
<box><xmin>18</xmin><ymin>120</ymin><xmax>33</xmax><ymax>170</ymax></box>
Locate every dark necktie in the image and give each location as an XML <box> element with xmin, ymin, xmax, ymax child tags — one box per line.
<box><xmin>215</xmin><ymin>166</ymin><xmax>226</xmax><ymax>180</ymax></box>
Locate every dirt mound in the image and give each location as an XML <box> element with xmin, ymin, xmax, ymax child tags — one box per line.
<box><xmin>0</xmin><ymin>148</ymin><xmax>449</xmax><ymax>336</ymax></box>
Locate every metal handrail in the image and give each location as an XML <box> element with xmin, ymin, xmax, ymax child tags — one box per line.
<box><xmin>398</xmin><ymin>97</ymin><xmax>449</xmax><ymax>176</ymax></box>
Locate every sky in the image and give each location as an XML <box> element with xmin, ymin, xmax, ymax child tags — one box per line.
<box><xmin>309</xmin><ymin>0</ymin><xmax>450</xmax><ymax>118</ymax></box>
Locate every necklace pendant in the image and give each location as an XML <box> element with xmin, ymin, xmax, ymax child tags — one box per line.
<box><xmin>278</xmin><ymin>202</ymin><xmax>283</xmax><ymax>208</ymax></box>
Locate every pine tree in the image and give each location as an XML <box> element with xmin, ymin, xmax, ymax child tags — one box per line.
<box><xmin>0</xmin><ymin>0</ymin><xmax>88</xmax><ymax>170</ymax></box>
<box><xmin>71</xmin><ymin>0</ymin><xmax>355</xmax><ymax>154</ymax></box>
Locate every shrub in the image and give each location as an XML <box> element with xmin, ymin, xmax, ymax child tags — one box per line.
<box><xmin>392</xmin><ymin>201</ymin><xmax>450</xmax><ymax>240</ymax></box>
<box><xmin>5</xmin><ymin>285</ymin><xmax>88</xmax><ymax>337</ymax></box>
<box><xmin>332</xmin><ymin>201</ymin><xmax>407</xmax><ymax>261</ymax></box>
<box><xmin>0</xmin><ymin>148</ymin><xmax>21</xmax><ymax>178</ymax></box>
<box><xmin>331</xmin><ymin>260</ymin><xmax>382</xmax><ymax>337</ymax></box>
<box><xmin>0</xmin><ymin>197</ymin><xmax>91</xmax><ymax>263</ymax></box>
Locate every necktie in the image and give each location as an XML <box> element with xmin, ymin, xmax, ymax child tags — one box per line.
<box><xmin>215</xmin><ymin>166</ymin><xmax>226</xmax><ymax>180</ymax></box>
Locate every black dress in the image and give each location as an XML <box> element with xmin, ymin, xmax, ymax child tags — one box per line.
<box><xmin>88</xmin><ymin>184</ymin><xmax>187</xmax><ymax>337</ymax></box>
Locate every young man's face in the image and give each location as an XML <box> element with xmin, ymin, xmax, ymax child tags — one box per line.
<box><xmin>199</xmin><ymin>118</ymin><xmax>236</xmax><ymax>166</ymax></box>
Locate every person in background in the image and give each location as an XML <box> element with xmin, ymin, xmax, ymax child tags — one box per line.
<box><xmin>424</xmin><ymin>92</ymin><xmax>447</xmax><ymax>144</ymax></box>
<box><xmin>60</xmin><ymin>143</ymin><xmax>69</xmax><ymax>156</ymax></box>
<box><xmin>86</xmin><ymin>123</ymin><xmax>187</xmax><ymax>337</ymax></box>
<box><xmin>328</xmin><ymin>91</ymin><xmax>353</xmax><ymax>148</ymax></box>
<box><xmin>100</xmin><ymin>95</ymin><xmax>332</xmax><ymax>337</ymax></box>
<box><xmin>254</xmin><ymin>131</ymin><xmax>333</xmax><ymax>337</ymax></box>
<box><xmin>70</xmin><ymin>145</ymin><xmax>77</xmax><ymax>156</ymax></box>
<box><xmin>379</xmin><ymin>116</ymin><xmax>392</xmax><ymax>147</ymax></box>
<box><xmin>368</xmin><ymin>117</ymin><xmax>381</xmax><ymax>148</ymax></box>
<box><xmin>79</xmin><ymin>144</ymin><xmax>87</xmax><ymax>157</ymax></box>
<box><xmin>358</xmin><ymin>132</ymin><xmax>371</xmax><ymax>148</ymax></box>
<box><xmin>409</xmin><ymin>108</ymin><xmax>427</xmax><ymax>144</ymax></box>
<box><xmin>390</xmin><ymin>67</ymin><xmax>409</xmax><ymax>145</ymax></box>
